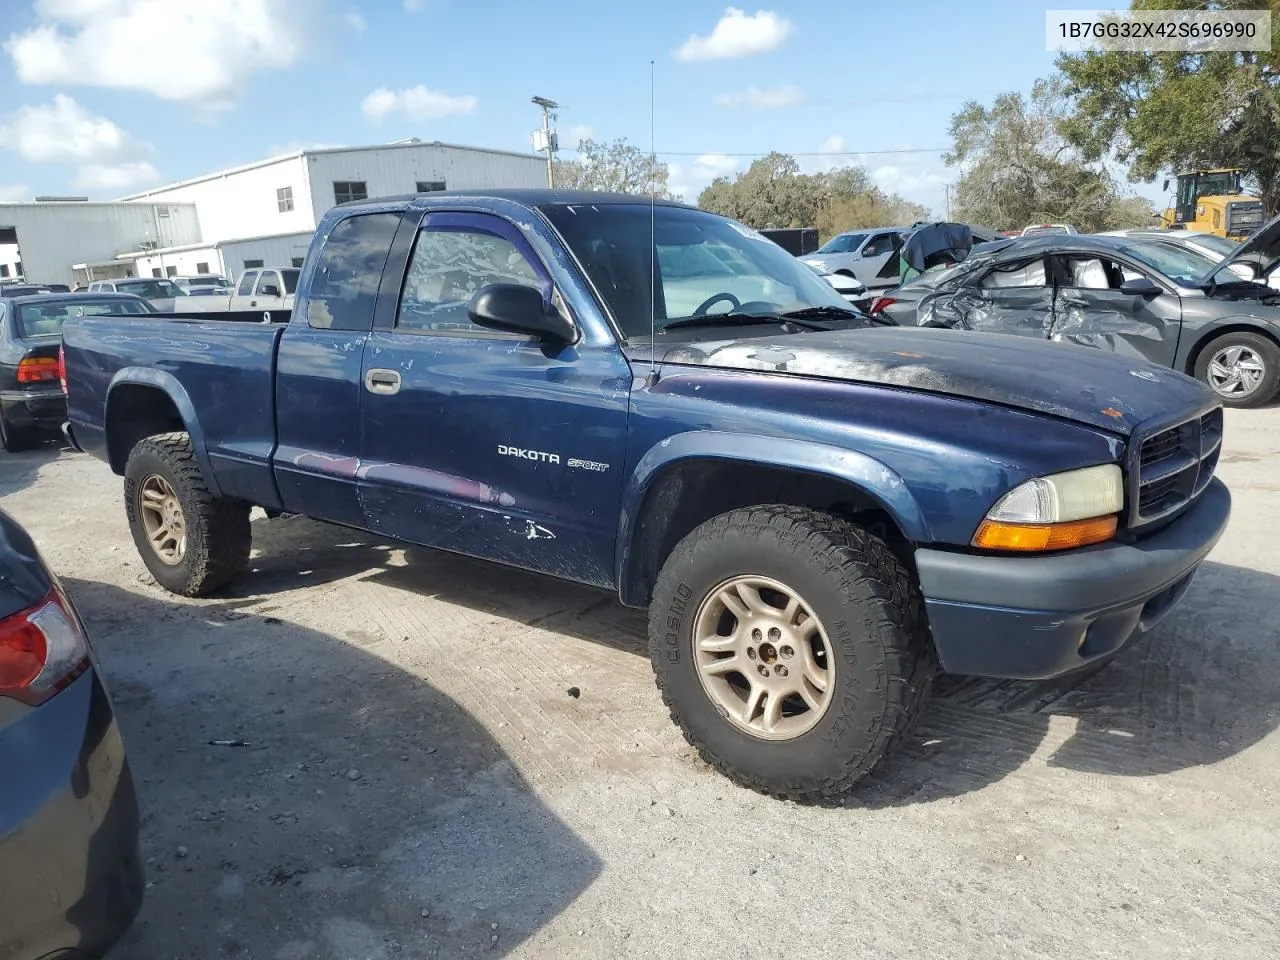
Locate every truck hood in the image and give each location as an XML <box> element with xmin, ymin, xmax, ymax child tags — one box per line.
<box><xmin>1209</xmin><ymin>211</ymin><xmax>1280</xmax><ymax>281</ymax></box>
<box><xmin>646</xmin><ymin>327</ymin><xmax>1213</xmax><ymax>436</ymax></box>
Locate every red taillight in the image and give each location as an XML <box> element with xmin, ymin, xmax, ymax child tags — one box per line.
<box><xmin>868</xmin><ymin>296</ymin><xmax>897</xmax><ymax>315</ymax></box>
<box><xmin>17</xmin><ymin>356</ymin><xmax>60</xmax><ymax>384</ymax></box>
<box><xmin>58</xmin><ymin>345</ymin><xmax>68</xmax><ymax>395</ymax></box>
<box><xmin>0</xmin><ymin>589</ymin><xmax>89</xmax><ymax>704</ymax></box>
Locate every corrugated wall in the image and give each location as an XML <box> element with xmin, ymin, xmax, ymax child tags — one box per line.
<box><xmin>0</xmin><ymin>202</ymin><xmax>202</xmax><ymax>285</ymax></box>
<box><xmin>122</xmin><ymin>156</ymin><xmax>312</xmax><ymax>244</ymax></box>
<box><xmin>306</xmin><ymin>145</ymin><xmax>546</xmax><ymax>224</ymax></box>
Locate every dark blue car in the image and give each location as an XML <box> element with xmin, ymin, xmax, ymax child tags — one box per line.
<box><xmin>0</xmin><ymin>509</ymin><xmax>143</xmax><ymax>957</ymax></box>
<box><xmin>0</xmin><ymin>293</ymin><xmax>153</xmax><ymax>451</ymax></box>
<box><xmin>61</xmin><ymin>190</ymin><xmax>1230</xmax><ymax>802</ymax></box>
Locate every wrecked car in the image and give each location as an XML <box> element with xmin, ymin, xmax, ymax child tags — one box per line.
<box><xmin>60</xmin><ymin>190</ymin><xmax>1230</xmax><ymax>802</ymax></box>
<box><xmin>916</xmin><ymin>225</ymin><xmax>1280</xmax><ymax>407</ymax></box>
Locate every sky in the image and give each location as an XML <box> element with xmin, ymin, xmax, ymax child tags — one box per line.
<box><xmin>0</xmin><ymin>0</ymin><xmax>1168</xmax><ymax>218</ymax></box>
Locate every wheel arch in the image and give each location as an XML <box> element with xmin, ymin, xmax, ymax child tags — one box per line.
<box><xmin>106</xmin><ymin>368</ymin><xmax>221</xmax><ymax>496</ymax></box>
<box><xmin>1182</xmin><ymin>320</ymin><xmax>1280</xmax><ymax>378</ymax></box>
<box><xmin>616</xmin><ymin>432</ymin><xmax>929</xmax><ymax>608</ymax></box>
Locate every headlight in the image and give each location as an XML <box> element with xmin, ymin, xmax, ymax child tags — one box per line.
<box><xmin>973</xmin><ymin>464</ymin><xmax>1123</xmax><ymax>552</ymax></box>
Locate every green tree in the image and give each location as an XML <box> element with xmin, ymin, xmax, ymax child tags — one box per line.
<box><xmin>946</xmin><ymin>76</ymin><xmax>1155</xmax><ymax>231</ymax></box>
<box><xmin>1057</xmin><ymin>0</ymin><xmax>1280</xmax><ymax>213</ymax></box>
<box><xmin>697</xmin><ymin>152</ymin><xmax>927</xmax><ymax>238</ymax></box>
<box><xmin>552</xmin><ymin>137</ymin><xmax>674</xmax><ymax>196</ymax></box>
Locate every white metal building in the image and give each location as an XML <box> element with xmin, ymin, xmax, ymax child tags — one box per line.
<box><xmin>0</xmin><ymin>201</ymin><xmax>201</xmax><ymax>286</ymax></box>
<box><xmin>126</xmin><ymin>230</ymin><xmax>314</xmax><ymax>279</ymax></box>
<box><xmin>121</xmin><ymin>140</ymin><xmax>547</xmax><ymax>245</ymax></box>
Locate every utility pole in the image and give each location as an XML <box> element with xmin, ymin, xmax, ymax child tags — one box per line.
<box><xmin>531</xmin><ymin>96</ymin><xmax>559</xmax><ymax>188</ymax></box>
<box><xmin>944</xmin><ymin>183</ymin><xmax>952</xmax><ymax>221</ymax></box>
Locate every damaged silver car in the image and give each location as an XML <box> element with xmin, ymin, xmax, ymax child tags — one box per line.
<box><xmin>915</xmin><ymin>222</ymin><xmax>1280</xmax><ymax>407</ymax></box>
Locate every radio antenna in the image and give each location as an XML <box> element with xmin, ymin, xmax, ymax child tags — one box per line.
<box><xmin>647</xmin><ymin>58</ymin><xmax>659</xmax><ymax>386</ymax></box>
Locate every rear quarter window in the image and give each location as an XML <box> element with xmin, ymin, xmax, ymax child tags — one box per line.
<box><xmin>306</xmin><ymin>213</ymin><xmax>402</xmax><ymax>331</ymax></box>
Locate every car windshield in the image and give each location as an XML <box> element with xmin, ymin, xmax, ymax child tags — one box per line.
<box><xmin>541</xmin><ymin>203</ymin><xmax>853</xmax><ymax>339</ymax></box>
<box><xmin>1185</xmin><ymin>233</ymin><xmax>1239</xmax><ymax>257</ymax></box>
<box><xmin>117</xmin><ymin>279</ymin><xmax>185</xmax><ymax>298</ymax></box>
<box><xmin>815</xmin><ymin>233</ymin><xmax>866</xmax><ymax>254</ymax></box>
<box><xmin>281</xmin><ymin>269</ymin><xmax>300</xmax><ymax>294</ymax></box>
<box><xmin>15</xmin><ymin>298</ymin><xmax>153</xmax><ymax>337</ymax></box>
<box><xmin>1119</xmin><ymin>241</ymin><xmax>1219</xmax><ymax>285</ymax></box>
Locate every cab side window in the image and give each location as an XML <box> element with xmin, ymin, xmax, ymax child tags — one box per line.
<box><xmin>396</xmin><ymin>225</ymin><xmax>548</xmax><ymax>335</ymax></box>
<box><xmin>305</xmin><ymin>212</ymin><xmax>402</xmax><ymax>331</ymax></box>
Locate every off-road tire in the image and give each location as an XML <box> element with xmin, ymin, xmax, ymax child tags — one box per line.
<box><xmin>124</xmin><ymin>432</ymin><xmax>251</xmax><ymax>596</ymax></box>
<box><xmin>1193</xmin><ymin>331</ymin><xmax>1280</xmax><ymax>408</ymax></box>
<box><xmin>648</xmin><ymin>505</ymin><xmax>936</xmax><ymax>803</ymax></box>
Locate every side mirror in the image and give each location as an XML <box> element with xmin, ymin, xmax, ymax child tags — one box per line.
<box><xmin>468</xmin><ymin>283</ymin><xmax>575</xmax><ymax>342</ymax></box>
<box><xmin>1119</xmin><ymin>276</ymin><xmax>1162</xmax><ymax>296</ymax></box>
<box><xmin>259</xmin><ymin>284</ymin><xmax>281</xmax><ymax>297</ymax></box>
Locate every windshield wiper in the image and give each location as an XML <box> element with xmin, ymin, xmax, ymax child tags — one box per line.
<box><xmin>658</xmin><ymin>313</ymin><xmax>821</xmax><ymax>334</ymax></box>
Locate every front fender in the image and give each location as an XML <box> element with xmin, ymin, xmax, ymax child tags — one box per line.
<box><xmin>1178</xmin><ymin>314</ymin><xmax>1280</xmax><ymax>372</ymax></box>
<box><xmin>615</xmin><ymin>429</ymin><xmax>930</xmax><ymax>590</ymax></box>
<box><xmin>106</xmin><ymin>367</ymin><xmax>221</xmax><ymax>498</ymax></box>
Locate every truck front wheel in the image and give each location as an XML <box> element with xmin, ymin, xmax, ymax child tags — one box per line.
<box><xmin>124</xmin><ymin>432</ymin><xmax>251</xmax><ymax>597</ymax></box>
<box><xmin>649</xmin><ymin>505</ymin><xmax>935</xmax><ymax>802</ymax></box>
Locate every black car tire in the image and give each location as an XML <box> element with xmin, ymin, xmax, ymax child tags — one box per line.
<box><xmin>648</xmin><ymin>505</ymin><xmax>936</xmax><ymax>803</ymax></box>
<box><xmin>1194</xmin><ymin>331</ymin><xmax>1280</xmax><ymax>408</ymax></box>
<box><xmin>0</xmin><ymin>413</ymin><xmax>35</xmax><ymax>453</ymax></box>
<box><xmin>124</xmin><ymin>432</ymin><xmax>251</xmax><ymax>596</ymax></box>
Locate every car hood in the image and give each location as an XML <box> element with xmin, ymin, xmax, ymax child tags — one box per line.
<box><xmin>648</xmin><ymin>327</ymin><xmax>1213</xmax><ymax>435</ymax></box>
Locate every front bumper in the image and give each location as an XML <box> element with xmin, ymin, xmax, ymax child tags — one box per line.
<box><xmin>915</xmin><ymin>477</ymin><xmax>1231</xmax><ymax>679</ymax></box>
<box><xmin>0</xmin><ymin>670</ymin><xmax>144</xmax><ymax>960</ymax></box>
<box><xmin>0</xmin><ymin>388</ymin><xmax>67</xmax><ymax>432</ymax></box>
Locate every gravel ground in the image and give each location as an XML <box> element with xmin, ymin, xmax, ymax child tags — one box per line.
<box><xmin>2</xmin><ymin>409</ymin><xmax>1277</xmax><ymax>960</ymax></box>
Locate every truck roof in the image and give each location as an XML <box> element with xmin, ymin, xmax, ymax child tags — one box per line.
<box><xmin>349</xmin><ymin>188</ymin><xmax>695</xmax><ymax>210</ymax></box>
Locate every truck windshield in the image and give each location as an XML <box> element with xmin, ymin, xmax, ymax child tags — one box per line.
<box><xmin>16</xmin><ymin>298</ymin><xmax>153</xmax><ymax>338</ymax></box>
<box><xmin>540</xmin><ymin>203</ymin><xmax>852</xmax><ymax>340</ymax></box>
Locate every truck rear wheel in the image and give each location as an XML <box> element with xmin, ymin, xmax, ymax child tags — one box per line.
<box><xmin>648</xmin><ymin>505</ymin><xmax>935</xmax><ymax>802</ymax></box>
<box><xmin>124</xmin><ymin>432</ymin><xmax>250</xmax><ymax>597</ymax></box>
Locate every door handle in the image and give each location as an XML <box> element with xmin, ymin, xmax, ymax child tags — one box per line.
<box><xmin>249</xmin><ymin>300</ymin><xmax>257</xmax><ymax>307</ymax></box>
<box><xmin>364</xmin><ymin>368</ymin><xmax>402</xmax><ymax>395</ymax></box>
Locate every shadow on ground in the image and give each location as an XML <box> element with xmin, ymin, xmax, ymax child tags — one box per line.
<box><xmin>66</xmin><ymin>575</ymin><xmax>602</xmax><ymax>960</ymax></box>
<box><xmin>0</xmin><ymin>440</ymin><xmax>68</xmax><ymax>497</ymax></box>
<box><xmin>223</xmin><ymin>517</ymin><xmax>1280</xmax><ymax>807</ymax></box>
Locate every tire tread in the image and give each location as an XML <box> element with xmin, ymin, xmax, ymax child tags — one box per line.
<box><xmin>649</xmin><ymin>504</ymin><xmax>936</xmax><ymax>803</ymax></box>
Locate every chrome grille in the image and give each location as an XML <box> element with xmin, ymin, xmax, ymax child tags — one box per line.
<box><xmin>1132</xmin><ymin>407</ymin><xmax>1223</xmax><ymax>525</ymax></box>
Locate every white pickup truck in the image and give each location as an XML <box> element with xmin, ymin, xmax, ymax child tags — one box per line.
<box><xmin>170</xmin><ymin>268</ymin><xmax>298</xmax><ymax>315</ymax></box>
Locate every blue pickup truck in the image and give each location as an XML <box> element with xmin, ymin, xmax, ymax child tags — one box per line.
<box><xmin>61</xmin><ymin>190</ymin><xmax>1231</xmax><ymax>801</ymax></box>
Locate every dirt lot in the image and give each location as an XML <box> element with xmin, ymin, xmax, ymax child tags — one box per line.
<box><xmin>2</xmin><ymin>409</ymin><xmax>1278</xmax><ymax>960</ymax></box>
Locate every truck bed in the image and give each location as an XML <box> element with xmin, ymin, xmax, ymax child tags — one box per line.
<box><xmin>62</xmin><ymin>315</ymin><xmax>285</xmax><ymax>507</ymax></box>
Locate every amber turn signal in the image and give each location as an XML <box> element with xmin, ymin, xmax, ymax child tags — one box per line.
<box><xmin>972</xmin><ymin>515</ymin><xmax>1118</xmax><ymax>552</ymax></box>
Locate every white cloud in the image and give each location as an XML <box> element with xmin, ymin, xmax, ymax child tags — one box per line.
<box><xmin>674</xmin><ymin>7</ymin><xmax>792</xmax><ymax>61</ymax></box>
<box><xmin>5</xmin><ymin>0</ymin><xmax>312</xmax><ymax>109</ymax></box>
<box><xmin>74</xmin><ymin>161</ymin><xmax>161</xmax><ymax>190</ymax></box>
<box><xmin>566</xmin><ymin>123</ymin><xmax>595</xmax><ymax>146</ymax></box>
<box><xmin>345</xmin><ymin>9</ymin><xmax>365</xmax><ymax>30</ymax></box>
<box><xmin>714</xmin><ymin>85</ymin><xmax>803</xmax><ymax>109</ymax></box>
<box><xmin>0</xmin><ymin>94</ymin><xmax>143</xmax><ymax>163</ymax></box>
<box><xmin>361</xmin><ymin>85</ymin><xmax>477</xmax><ymax>123</ymax></box>
<box><xmin>404</xmin><ymin>0</ymin><xmax>426</xmax><ymax>9</ymax></box>
<box><xmin>0</xmin><ymin>184</ymin><xmax>29</xmax><ymax>202</ymax></box>
<box><xmin>819</xmin><ymin>135</ymin><xmax>846</xmax><ymax>154</ymax></box>
<box><xmin>669</xmin><ymin>153</ymin><xmax>739</xmax><ymax>202</ymax></box>
<box><xmin>0</xmin><ymin>95</ymin><xmax>159</xmax><ymax>195</ymax></box>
